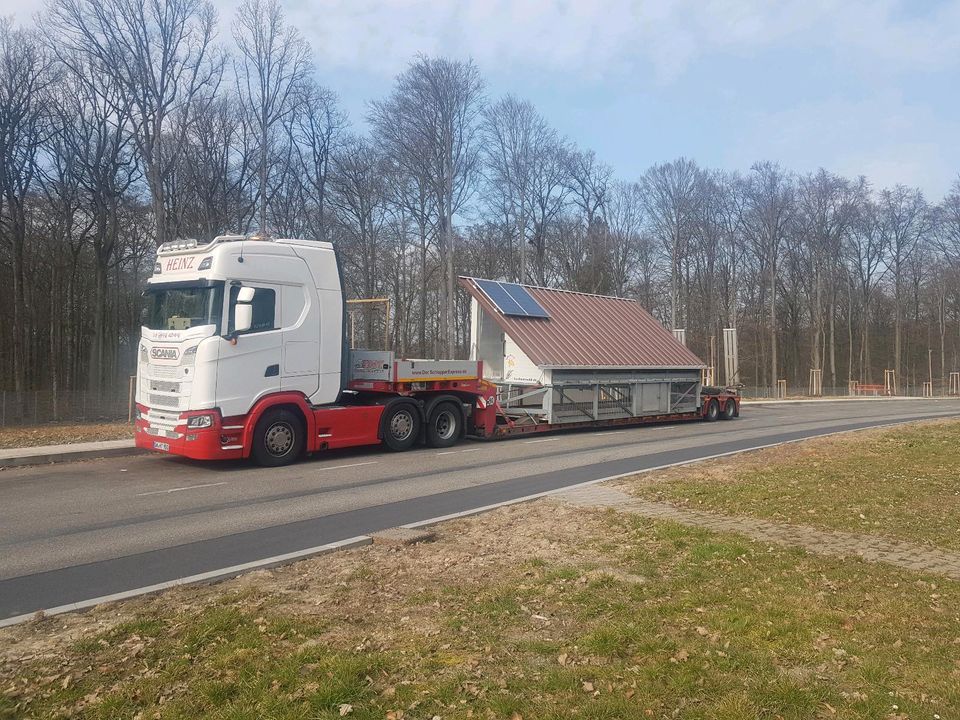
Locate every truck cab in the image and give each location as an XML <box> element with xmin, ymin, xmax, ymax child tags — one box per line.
<box><xmin>135</xmin><ymin>235</ymin><xmax>344</xmax><ymax>461</ymax></box>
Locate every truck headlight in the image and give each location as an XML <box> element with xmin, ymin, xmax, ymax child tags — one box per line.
<box><xmin>186</xmin><ymin>414</ymin><xmax>214</xmax><ymax>429</ymax></box>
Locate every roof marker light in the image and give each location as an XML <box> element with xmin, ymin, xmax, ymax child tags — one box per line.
<box><xmin>197</xmin><ymin>257</ymin><xmax>212</xmax><ymax>271</ymax></box>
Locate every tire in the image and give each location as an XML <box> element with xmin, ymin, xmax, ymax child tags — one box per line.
<box><xmin>721</xmin><ymin>399</ymin><xmax>738</xmax><ymax>420</ymax></box>
<box><xmin>426</xmin><ymin>401</ymin><xmax>462</xmax><ymax>448</ymax></box>
<box><xmin>251</xmin><ymin>408</ymin><xmax>305</xmax><ymax>466</ymax></box>
<box><xmin>705</xmin><ymin>399</ymin><xmax>720</xmax><ymax>422</ymax></box>
<box><xmin>381</xmin><ymin>402</ymin><xmax>421</xmax><ymax>452</ymax></box>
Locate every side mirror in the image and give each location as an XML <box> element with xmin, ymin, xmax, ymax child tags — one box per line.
<box><xmin>236</xmin><ymin>286</ymin><xmax>255</xmax><ymax>303</ymax></box>
<box><xmin>234</xmin><ymin>303</ymin><xmax>253</xmax><ymax>333</ymax></box>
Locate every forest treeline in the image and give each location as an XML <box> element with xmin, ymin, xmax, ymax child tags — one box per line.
<box><xmin>2</xmin><ymin>0</ymin><xmax>960</xmax><ymax>396</ymax></box>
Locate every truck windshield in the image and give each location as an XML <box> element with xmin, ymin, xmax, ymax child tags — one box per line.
<box><xmin>142</xmin><ymin>284</ymin><xmax>224</xmax><ymax>332</ymax></box>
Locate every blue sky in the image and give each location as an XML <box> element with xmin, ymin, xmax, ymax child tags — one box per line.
<box><xmin>7</xmin><ymin>0</ymin><xmax>959</xmax><ymax>198</ymax></box>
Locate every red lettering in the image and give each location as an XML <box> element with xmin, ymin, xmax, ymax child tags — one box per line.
<box><xmin>164</xmin><ymin>257</ymin><xmax>196</xmax><ymax>271</ymax></box>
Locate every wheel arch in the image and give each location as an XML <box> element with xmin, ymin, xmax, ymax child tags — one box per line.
<box><xmin>241</xmin><ymin>392</ymin><xmax>314</xmax><ymax>458</ymax></box>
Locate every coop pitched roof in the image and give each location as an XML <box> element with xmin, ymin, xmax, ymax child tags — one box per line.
<box><xmin>460</xmin><ymin>277</ymin><xmax>705</xmax><ymax>370</ymax></box>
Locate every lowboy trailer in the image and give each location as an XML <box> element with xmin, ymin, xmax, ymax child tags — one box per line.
<box><xmin>135</xmin><ymin>235</ymin><xmax>739</xmax><ymax>466</ymax></box>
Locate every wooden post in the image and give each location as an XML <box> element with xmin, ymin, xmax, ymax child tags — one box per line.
<box><xmin>808</xmin><ymin>368</ymin><xmax>822</xmax><ymax>397</ymax></box>
<box><xmin>723</xmin><ymin>328</ymin><xmax>739</xmax><ymax>386</ymax></box>
<box><xmin>949</xmin><ymin>372</ymin><xmax>960</xmax><ymax>395</ymax></box>
<box><xmin>777</xmin><ymin>379</ymin><xmax>787</xmax><ymax>399</ymax></box>
<box><xmin>884</xmin><ymin>369</ymin><xmax>897</xmax><ymax>396</ymax></box>
<box><xmin>128</xmin><ymin>375</ymin><xmax>136</xmax><ymax>423</ymax></box>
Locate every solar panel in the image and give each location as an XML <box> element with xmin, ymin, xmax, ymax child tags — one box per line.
<box><xmin>475</xmin><ymin>279</ymin><xmax>550</xmax><ymax>319</ymax></box>
<box><xmin>501</xmin><ymin>282</ymin><xmax>550</xmax><ymax>318</ymax></box>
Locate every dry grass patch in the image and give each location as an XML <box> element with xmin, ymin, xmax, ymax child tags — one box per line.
<box><xmin>0</xmin><ymin>422</ymin><xmax>131</xmax><ymax>450</ymax></box>
<box><xmin>620</xmin><ymin>419</ymin><xmax>960</xmax><ymax>550</ymax></box>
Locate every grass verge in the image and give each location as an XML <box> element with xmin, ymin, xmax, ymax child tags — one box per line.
<box><xmin>620</xmin><ymin>419</ymin><xmax>960</xmax><ymax>550</ymax></box>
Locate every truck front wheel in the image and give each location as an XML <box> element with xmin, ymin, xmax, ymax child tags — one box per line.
<box><xmin>426</xmin><ymin>401</ymin><xmax>462</xmax><ymax>448</ymax></box>
<box><xmin>252</xmin><ymin>408</ymin><xmax>305</xmax><ymax>466</ymax></box>
<box><xmin>382</xmin><ymin>402</ymin><xmax>421</xmax><ymax>452</ymax></box>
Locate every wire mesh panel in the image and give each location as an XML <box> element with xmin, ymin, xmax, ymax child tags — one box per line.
<box><xmin>0</xmin><ymin>389</ymin><xmax>132</xmax><ymax>426</ymax></box>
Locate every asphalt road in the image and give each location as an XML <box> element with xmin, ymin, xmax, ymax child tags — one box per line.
<box><xmin>2</xmin><ymin>399</ymin><xmax>958</xmax><ymax>621</ymax></box>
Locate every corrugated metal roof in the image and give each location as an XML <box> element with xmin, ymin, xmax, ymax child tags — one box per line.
<box><xmin>461</xmin><ymin>276</ymin><xmax>705</xmax><ymax>370</ymax></box>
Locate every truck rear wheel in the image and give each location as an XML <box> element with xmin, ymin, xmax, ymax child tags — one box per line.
<box><xmin>252</xmin><ymin>408</ymin><xmax>305</xmax><ymax>466</ymax></box>
<box><xmin>382</xmin><ymin>402</ymin><xmax>421</xmax><ymax>452</ymax></box>
<box><xmin>705</xmin><ymin>399</ymin><xmax>720</xmax><ymax>422</ymax></box>
<box><xmin>721</xmin><ymin>399</ymin><xmax>738</xmax><ymax>419</ymax></box>
<box><xmin>426</xmin><ymin>401</ymin><xmax>462</xmax><ymax>448</ymax></box>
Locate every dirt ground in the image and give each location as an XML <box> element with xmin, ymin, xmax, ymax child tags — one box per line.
<box><xmin>0</xmin><ymin>422</ymin><xmax>132</xmax><ymax>449</ymax></box>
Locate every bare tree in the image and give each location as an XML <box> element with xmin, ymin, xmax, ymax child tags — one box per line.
<box><xmin>845</xmin><ymin>183</ymin><xmax>886</xmax><ymax>383</ymax></box>
<box><xmin>370</xmin><ymin>56</ymin><xmax>484</xmax><ymax>356</ymax></box>
<box><xmin>641</xmin><ymin>158</ymin><xmax>701</xmax><ymax>329</ymax></box>
<box><xmin>743</xmin><ymin>161</ymin><xmax>794</xmax><ymax>391</ymax></box>
<box><xmin>292</xmin><ymin>79</ymin><xmax>347</xmax><ymax>241</ymax></box>
<box><xmin>481</xmin><ymin>95</ymin><xmax>559</xmax><ymax>283</ymax></box>
<box><xmin>233</xmin><ymin>0</ymin><xmax>311</xmax><ymax>234</ymax></box>
<box><xmin>48</xmin><ymin>0</ymin><xmax>223</xmax><ymax>247</ymax></box>
<box><xmin>605</xmin><ymin>181</ymin><xmax>645</xmax><ymax>296</ymax></box>
<box><xmin>0</xmin><ymin>19</ymin><xmax>50</xmax><ymax>393</ymax></box>
<box><xmin>879</xmin><ymin>185</ymin><xmax>933</xmax><ymax>379</ymax></box>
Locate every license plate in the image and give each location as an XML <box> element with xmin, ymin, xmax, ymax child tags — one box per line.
<box><xmin>153</xmin><ymin>440</ymin><xmax>170</xmax><ymax>452</ymax></box>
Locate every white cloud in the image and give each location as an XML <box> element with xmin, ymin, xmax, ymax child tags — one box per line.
<box><xmin>5</xmin><ymin>0</ymin><xmax>958</xmax><ymax>83</ymax></box>
<box><xmin>279</xmin><ymin>0</ymin><xmax>960</xmax><ymax>83</ymax></box>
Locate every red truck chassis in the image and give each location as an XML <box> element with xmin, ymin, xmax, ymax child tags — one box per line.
<box><xmin>135</xmin><ymin>375</ymin><xmax>740</xmax><ymax>462</ymax></box>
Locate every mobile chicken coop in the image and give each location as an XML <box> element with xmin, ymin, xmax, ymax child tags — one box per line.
<box><xmin>462</xmin><ymin>276</ymin><xmax>719</xmax><ymax>428</ymax></box>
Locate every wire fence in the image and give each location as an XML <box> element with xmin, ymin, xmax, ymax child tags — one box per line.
<box><xmin>0</xmin><ymin>382</ymin><xmax>134</xmax><ymax>427</ymax></box>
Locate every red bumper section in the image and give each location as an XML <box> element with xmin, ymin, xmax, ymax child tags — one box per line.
<box><xmin>135</xmin><ymin>406</ymin><xmax>245</xmax><ymax>461</ymax></box>
<box><xmin>135</xmin><ymin>399</ymin><xmax>388</xmax><ymax>461</ymax></box>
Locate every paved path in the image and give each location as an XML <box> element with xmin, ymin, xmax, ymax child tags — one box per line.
<box><xmin>557</xmin><ymin>485</ymin><xmax>960</xmax><ymax>579</ymax></box>
<box><xmin>1</xmin><ymin>399</ymin><xmax>958</xmax><ymax>621</ymax></box>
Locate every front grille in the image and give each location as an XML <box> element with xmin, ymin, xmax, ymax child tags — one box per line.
<box><xmin>149</xmin><ymin>365</ymin><xmax>181</xmax><ymax>379</ymax></box>
<box><xmin>150</xmin><ymin>380</ymin><xmax>180</xmax><ymax>393</ymax></box>
<box><xmin>150</xmin><ymin>394</ymin><xmax>180</xmax><ymax>408</ymax></box>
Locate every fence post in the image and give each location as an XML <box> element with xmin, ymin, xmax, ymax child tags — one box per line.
<box><xmin>128</xmin><ymin>375</ymin><xmax>136</xmax><ymax>423</ymax></box>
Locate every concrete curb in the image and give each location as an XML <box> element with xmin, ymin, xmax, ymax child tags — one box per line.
<box><xmin>0</xmin><ymin>439</ymin><xmax>142</xmax><ymax>469</ymax></box>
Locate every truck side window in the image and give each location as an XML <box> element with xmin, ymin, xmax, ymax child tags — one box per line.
<box><xmin>228</xmin><ymin>286</ymin><xmax>276</xmax><ymax>334</ymax></box>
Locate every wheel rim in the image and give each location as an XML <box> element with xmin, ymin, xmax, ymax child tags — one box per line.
<box><xmin>264</xmin><ymin>421</ymin><xmax>295</xmax><ymax>457</ymax></box>
<box><xmin>390</xmin><ymin>409</ymin><xmax>414</xmax><ymax>442</ymax></box>
<box><xmin>434</xmin><ymin>409</ymin><xmax>456</xmax><ymax>440</ymax></box>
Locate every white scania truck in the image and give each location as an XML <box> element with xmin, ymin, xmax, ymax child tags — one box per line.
<box><xmin>135</xmin><ymin>234</ymin><xmax>738</xmax><ymax>465</ymax></box>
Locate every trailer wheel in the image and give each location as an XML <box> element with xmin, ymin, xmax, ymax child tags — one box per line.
<box><xmin>382</xmin><ymin>402</ymin><xmax>421</xmax><ymax>452</ymax></box>
<box><xmin>721</xmin><ymin>399</ymin><xmax>738</xmax><ymax>420</ymax></box>
<box><xmin>705</xmin><ymin>399</ymin><xmax>720</xmax><ymax>422</ymax></box>
<box><xmin>426</xmin><ymin>401</ymin><xmax>462</xmax><ymax>448</ymax></box>
<box><xmin>252</xmin><ymin>408</ymin><xmax>305</xmax><ymax>466</ymax></box>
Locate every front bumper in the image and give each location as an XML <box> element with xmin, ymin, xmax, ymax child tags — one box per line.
<box><xmin>134</xmin><ymin>405</ymin><xmax>245</xmax><ymax>460</ymax></box>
